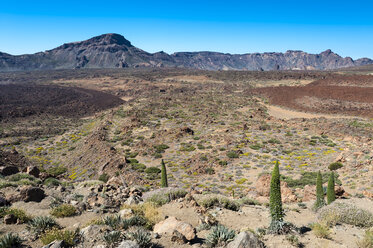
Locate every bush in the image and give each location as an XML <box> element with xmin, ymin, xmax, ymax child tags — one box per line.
<box><xmin>50</xmin><ymin>204</ymin><xmax>77</xmax><ymax>218</ymax></box>
<box><xmin>198</xmin><ymin>196</ymin><xmax>240</xmax><ymax>211</ymax></box>
<box><xmin>227</xmin><ymin>151</ymin><xmax>239</xmax><ymax>158</ymax></box>
<box><xmin>0</xmin><ymin>233</ymin><xmax>23</xmax><ymax>248</ymax></box>
<box><xmin>180</xmin><ymin>143</ymin><xmax>196</xmax><ymax>152</ymax></box>
<box><xmin>357</xmin><ymin>228</ymin><xmax>373</xmax><ymax>248</ymax></box>
<box><xmin>98</xmin><ymin>173</ymin><xmax>109</xmax><ymax>183</ymax></box>
<box><xmin>127</xmin><ymin>228</ymin><xmax>152</xmax><ymax>248</ymax></box>
<box><xmin>328</xmin><ymin>162</ymin><xmax>343</xmax><ymax>171</ymax></box>
<box><xmin>121</xmin><ymin>202</ymin><xmax>162</xmax><ymax>228</ymax></box>
<box><xmin>311</xmin><ymin>222</ymin><xmax>331</xmax><ymax>239</ymax></box>
<box><xmin>7</xmin><ymin>173</ymin><xmax>38</xmax><ymax>182</ymax></box>
<box><xmin>206</xmin><ymin>225</ymin><xmax>236</xmax><ymax>247</ymax></box>
<box><xmin>318</xmin><ymin>202</ymin><xmax>373</xmax><ymax>228</ymax></box>
<box><xmin>282</xmin><ymin>171</ymin><xmax>341</xmax><ymax>188</ymax></box>
<box><xmin>47</xmin><ymin>166</ymin><xmax>67</xmax><ymax>177</ymax></box>
<box><xmin>146</xmin><ymin>189</ymin><xmax>187</xmax><ymax>206</ymax></box>
<box><xmin>27</xmin><ymin>216</ymin><xmax>60</xmax><ymax>237</ymax></box>
<box><xmin>43</xmin><ymin>177</ymin><xmax>61</xmax><ymax>187</ymax></box>
<box><xmin>40</xmin><ymin>228</ymin><xmax>78</xmax><ymax>246</ymax></box>
<box><xmin>153</xmin><ymin>144</ymin><xmax>169</xmax><ymax>153</ymax></box>
<box><xmin>0</xmin><ymin>207</ymin><xmax>31</xmax><ymax>223</ymax></box>
<box><xmin>144</xmin><ymin>167</ymin><xmax>161</xmax><ymax>174</ymax></box>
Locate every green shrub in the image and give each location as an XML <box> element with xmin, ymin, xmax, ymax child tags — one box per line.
<box><xmin>311</xmin><ymin>222</ymin><xmax>331</xmax><ymax>239</ymax></box>
<box><xmin>198</xmin><ymin>196</ymin><xmax>240</xmax><ymax>211</ymax></box>
<box><xmin>27</xmin><ymin>216</ymin><xmax>60</xmax><ymax>237</ymax></box>
<box><xmin>145</xmin><ymin>167</ymin><xmax>161</xmax><ymax>174</ymax></box>
<box><xmin>131</xmin><ymin>163</ymin><xmax>146</xmax><ymax>172</ymax></box>
<box><xmin>328</xmin><ymin>162</ymin><xmax>343</xmax><ymax>171</ymax></box>
<box><xmin>47</xmin><ymin>166</ymin><xmax>67</xmax><ymax>177</ymax></box>
<box><xmin>7</xmin><ymin>173</ymin><xmax>38</xmax><ymax>182</ymax></box>
<box><xmin>206</xmin><ymin>225</ymin><xmax>235</xmax><ymax>247</ymax></box>
<box><xmin>318</xmin><ymin>202</ymin><xmax>373</xmax><ymax>228</ymax></box>
<box><xmin>227</xmin><ymin>151</ymin><xmax>239</xmax><ymax>158</ymax></box>
<box><xmin>153</xmin><ymin>144</ymin><xmax>169</xmax><ymax>153</ymax></box>
<box><xmin>0</xmin><ymin>207</ymin><xmax>31</xmax><ymax>223</ymax></box>
<box><xmin>180</xmin><ymin>143</ymin><xmax>196</xmax><ymax>152</ymax></box>
<box><xmin>98</xmin><ymin>173</ymin><xmax>109</xmax><ymax>183</ymax></box>
<box><xmin>249</xmin><ymin>144</ymin><xmax>263</xmax><ymax>150</ymax></box>
<box><xmin>146</xmin><ymin>189</ymin><xmax>187</xmax><ymax>206</ymax></box>
<box><xmin>43</xmin><ymin>177</ymin><xmax>61</xmax><ymax>187</ymax></box>
<box><xmin>40</xmin><ymin>228</ymin><xmax>78</xmax><ymax>246</ymax></box>
<box><xmin>269</xmin><ymin>161</ymin><xmax>285</xmax><ymax>234</ymax></box>
<box><xmin>50</xmin><ymin>204</ymin><xmax>77</xmax><ymax>218</ymax></box>
<box><xmin>281</xmin><ymin>171</ymin><xmax>341</xmax><ymax>188</ymax></box>
<box><xmin>0</xmin><ymin>233</ymin><xmax>23</xmax><ymax>248</ymax></box>
<box><xmin>128</xmin><ymin>228</ymin><xmax>152</xmax><ymax>248</ymax></box>
<box><xmin>205</xmin><ymin>168</ymin><xmax>215</xmax><ymax>175</ymax></box>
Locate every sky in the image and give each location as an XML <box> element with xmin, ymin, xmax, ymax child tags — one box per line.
<box><xmin>1</xmin><ymin>0</ymin><xmax>373</xmax><ymax>59</ymax></box>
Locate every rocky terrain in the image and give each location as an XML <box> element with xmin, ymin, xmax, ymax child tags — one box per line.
<box><xmin>1</xmin><ymin>33</ymin><xmax>372</xmax><ymax>71</ymax></box>
<box><xmin>0</xmin><ymin>68</ymin><xmax>372</xmax><ymax>248</ymax></box>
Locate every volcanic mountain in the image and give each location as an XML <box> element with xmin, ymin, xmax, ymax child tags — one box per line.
<box><xmin>0</xmin><ymin>33</ymin><xmax>371</xmax><ymax>71</ymax></box>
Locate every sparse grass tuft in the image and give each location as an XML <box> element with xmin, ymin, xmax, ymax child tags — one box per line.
<box><xmin>50</xmin><ymin>204</ymin><xmax>77</xmax><ymax>218</ymax></box>
<box><xmin>311</xmin><ymin>222</ymin><xmax>331</xmax><ymax>239</ymax></box>
<box><xmin>40</xmin><ymin>228</ymin><xmax>78</xmax><ymax>246</ymax></box>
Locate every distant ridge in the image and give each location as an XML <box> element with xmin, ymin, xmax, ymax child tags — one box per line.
<box><xmin>0</xmin><ymin>33</ymin><xmax>372</xmax><ymax>71</ymax></box>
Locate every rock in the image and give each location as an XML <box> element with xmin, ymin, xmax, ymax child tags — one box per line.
<box><xmin>255</xmin><ymin>175</ymin><xmax>297</xmax><ymax>202</ymax></box>
<box><xmin>303</xmin><ymin>185</ymin><xmax>316</xmax><ymax>202</ymax></box>
<box><xmin>0</xmin><ymin>196</ymin><xmax>9</xmax><ymax>207</ymax></box>
<box><xmin>80</xmin><ymin>225</ymin><xmax>105</xmax><ymax>244</ymax></box>
<box><xmin>117</xmin><ymin>240</ymin><xmax>140</xmax><ymax>248</ymax></box>
<box><xmin>154</xmin><ymin>216</ymin><xmax>196</xmax><ymax>241</ymax></box>
<box><xmin>106</xmin><ymin>176</ymin><xmax>123</xmax><ymax>186</ymax></box>
<box><xmin>125</xmin><ymin>195</ymin><xmax>141</xmax><ymax>205</ymax></box>
<box><xmin>41</xmin><ymin>240</ymin><xmax>65</xmax><ymax>248</ymax></box>
<box><xmin>335</xmin><ymin>185</ymin><xmax>345</xmax><ymax>197</ymax></box>
<box><xmin>119</xmin><ymin>208</ymin><xmax>133</xmax><ymax>218</ymax></box>
<box><xmin>362</xmin><ymin>190</ymin><xmax>373</xmax><ymax>199</ymax></box>
<box><xmin>27</xmin><ymin>166</ymin><xmax>40</xmax><ymax>178</ymax></box>
<box><xmin>227</xmin><ymin>232</ymin><xmax>266</xmax><ymax>248</ymax></box>
<box><xmin>4</xmin><ymin>214</ymin><xmax>17</xmax><ymax>224</ymax></box>
<box><xmin>171</xmin><ymin>230</ymin><xmax>187</xmax><ymax>244</ymax></box>
<box><xmin>20</xmin><ymin>186</ymin><xmax>45</xmax><ymax>202</ymax></box>
<box><xmin>0</xmin><ymin>165</ymin><xmax>19</xmax><ymax>176</ymax></box>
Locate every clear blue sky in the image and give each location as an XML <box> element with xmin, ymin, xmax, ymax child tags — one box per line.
<box><xmin>1</xmin><ymin>0</ymin><xmax>373</xmax><ymax>59</ymax></box>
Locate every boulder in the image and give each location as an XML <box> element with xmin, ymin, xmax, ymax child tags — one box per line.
<box><xmin>255</xmin><ymin>174</ymin><xmax>297</xmax><ymax>202</ymax></box>
<box><xmin>117</xmin><ymin>240</ymin><xmax>140</xmax><ymax>248</ymax></box>
<box><xmin>0</xmin><ymin>196</ymin><xmax>9</xmax><ymax>207</ymax></box>
<box><xmin>4</xmin><ymin>214</ymin><xmax>17</xmax><ymax>224</ymax></box>
<box><xmin>41</xmin><ymin>240</ymin><xmax>65</xmax><ymax>248</ymax></box>
<box><xmin>227</xmin><ymin>232</ymin><xmax>266</xmax><ymax>248</ymax></box>
<box><xmin>20</xmin><ymin>186</ymin><xmax>45</xmax><ymax>202</ymax></box>
<box><xmin>27</xmin><ymin>166</ymin><xmax>40</xmax><ymax>178</ymax></box>
<box><xmin>303</xmin><ymin>185</ymin><xmax>316</xmax><ymax>202</ymax></box>
<box><xmin>154</xmin><ymin>216</ymin><xmax>196</xmax><ymax>241</ymax></box>
<box><xmin>0</xmin><ymin>165</ymin><xmax>19</xmax><ymax>176</ymax></box>
<box><xmin>171</xmin><ymin>230</ymin><xmax>187</xmax><ymax>244</ymax></box>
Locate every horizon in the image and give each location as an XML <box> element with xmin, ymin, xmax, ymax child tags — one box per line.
<box><xmin>1</xmin><ymin>1</ymin><xmax>373</xmax><ymax>59</ymax></box>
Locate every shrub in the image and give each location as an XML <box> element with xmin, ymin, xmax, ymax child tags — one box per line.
<box><xmin>121</xmin><ymin>202</ymin><xmax>162</xmax><ymax>228</ymax></box>
<box><xmin>153</xmin><ymin>144</ymin><xmax>169</xmax><ymax>153</ymax></box>
<box><xmin>98</xmin><ymin>173</ymin><xmax>109</xmax><ymax>183</ymax></box>
<box><xmin>40</xmin><ymin>228</ymin><xmax>78</xmax><ymax>246</ymax></box>
<box><xmin>146</xmin><ymin>189</ymin><xmax>187</xmax><ymax>206</ymax></box>
<box><xmin>286</xmin><ymin>234</ymin><xmax>303</xmax><ymax>247</ymax></box>
<box><xmin>205</xmin><ymin>168</ymin><xmax>215</xmax><ymax>175</ymax></box>
<box><xmin>318</xmin><ymin>202</ymin><xmax>373</xmax><ymax>228</ymax></box>
<box><xmin>269</xmin><ymin>161</ymin><xmax>285</xmax><ymax>234</ymax></box>
<box><xmin>127</xmin><ymin>228</ymin><xmax>152</xmax><ymax>248</ymax></box>
<box><xmin>313</xmin><ymin>171</ymin><xmax>325</xmax><ymax>211</ymax></box>
<box><xmin>0</xmin><ymin>207</ymin><xmax>31</xmax><ymax>223</ymax></box>
<box><xmin>103</xmin><ymin>231</ymin><xmax>123</xmax><ymax>248</ymax></box>
<box><xmin>27</xmin><ymin>216</ymin><xmax>60</xmax><ymax>237</ymax></box>
<box><xmin>47</xmin><ymin>166</ymin><xmax>67</xmax><ymax>177</ymax></box>
<box><xmin>206</xmin><ymin>225</ymin><xmax>235</xmax><ymax>247</ymax></box>
<box><xmin>0</xmin><ymin>233</ymin><xmax>23</xmax><ymax>248</ymax></box>
<box><xmin>160</xmin><ymin>160</ymin><xmax>168</xmax><ymax>188</ymax></box>
<box><xmin>356</xmin><ymin>228</ymin><xmax>373</xmax><ymax>248</ymax></box>
<box><xmin>145</xmin><ymin>167</ymin><xmax>161</xmax><ymax>174</ymax></box>
<box><xmin>281</xmin><ymin>171</ymin><xmax>341</xmax><ymax>188</ymax></box>
<box><xmin>198</xmin><ymin>196</ymin><xmax>240</xmax><ymax>211</ymax></box>
<box><xmin>328</xmin><ymin>162</ymin><xmax>343</xmax><ymax>171</ymax></box>
<box><xmin>327</xmin><ymin>172</ymin><xmax>336</xmax><ymax>204</ymax></box>
<box><xmin>50</xmin><ymin>204</ymin><xmax>77</xmax><ymax>218</ymax></box>
<box><xmin>43</xmin><ymin>177</ymin><xmax>61</xmax><ymax>187</ymax></box>
<box><xmin>227</xmin><ymin>151</ymin><xmax>239</xmax><ymax>158</ymax></box>
<box><xmin>7</xmin><ymin>173</ymin><xmax>38</xmax><ymax>182</ymax></box>
<box><xmin>180</xmin><ymin>143</ymin><xmax>196</xmax><ymax>152</ymax></box>
<box><xmin>103</xmin><ymin>215</ymin><xmax>123</xmax><ymax>229</ymax></box>
<box><xmin>311</xmin><ymin>222</ymin><xmax>331</xmax><ymax>239</ymax></box>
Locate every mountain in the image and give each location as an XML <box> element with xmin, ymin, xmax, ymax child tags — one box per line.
<box><xmin>0</xmin><ymin>33</ymin><xmax>372</xmax><ymax>71</ymax></box>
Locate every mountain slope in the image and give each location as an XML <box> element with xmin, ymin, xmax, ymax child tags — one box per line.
<box><xmin>0</xmin><ymin>33</ymin><xmax>372</xmax><ymax>71</ymax></box>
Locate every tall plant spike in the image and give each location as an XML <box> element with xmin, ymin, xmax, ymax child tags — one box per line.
<box><xmin>314</xmin><ymin>171</ymin><xmax>325</xmax><ymax>210</ymax></box>
<box><xmin>161</xmin><ymin>159</ymin><xmax>168</xmax><ymax>188</ymax></box>
<box><xmin>327</xmin><ymin>172</ymin><xmax>336</xmax><ymax>204</ymax></box>
<box><xmin>269</xmin><ymin>161</ymin><xmax>285</xmax><ymax>233</ymax></box>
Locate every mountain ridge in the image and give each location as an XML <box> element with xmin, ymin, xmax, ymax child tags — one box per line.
<box><xmin>0</xmin><ymin>33</ymin><xmax>372</xmax><ymax>71</ymax></box>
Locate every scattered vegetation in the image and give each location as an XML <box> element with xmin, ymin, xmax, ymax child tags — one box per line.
<box><xmin>0</xmin><ymin>233</ymin><xmax>23</xmax><ymax>248</ymax></box>
<box><xmin>40</xmin><ymin>228</ymin><xmax>79</xmax><ymax>246</ymax></box>
<box><xmin>311</xmin><ymin>222</ymin><xmax>331</xmax><ymax>239</ymax></box>
<box><xmin>206</xmin><ymin>225</ymin><xmax>236</xmax><ymax>247</ymax></box>
<box><xmin>27</xmin><ymin>216</ymin><xmax>60</xmax><ymax>237</ymax></box>
<box><xmin>127</xmin><ymin>228</ymin><xmax>152</xmax><ymax>248</ymax></box>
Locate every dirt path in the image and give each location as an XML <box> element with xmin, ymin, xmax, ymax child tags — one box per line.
<box><xmin>266</xmin><ymin>104</ymin><xmax>359</xmax><ymax>120</ymax></box>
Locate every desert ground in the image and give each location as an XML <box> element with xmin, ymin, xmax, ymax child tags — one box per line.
<box><xmin>0</xmin><ymin>68</ymin><xmax>372</xmax><ymax>248</ymax></box>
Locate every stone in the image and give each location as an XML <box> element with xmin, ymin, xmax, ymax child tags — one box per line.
<box><xmin>20</xmin><ymin>186</ymin><xmax>45</xmax><ymax>202</ymax></box>
<box><xmin>255</xmin><ymin>174</ymin><xmax>297</xmax><ymax>202</ymax></box>
<box><xmin>227</xmin><ymin>232</ymin><xmax>266</xmax><ymax>248</ymax></box>
<box><xmin>81</xmin><ymin>225</ymin><xmax>105</xmax><ymax>242</ymax></box>
<box><xmin>0</xmin><ymin>196</ymin><xmax>8</xmax><ymax>207</ymax></box>
<box><xmin>171</xmin><ymin>230</ymin><xmax>187</xmax><ymax>244</ymax></box>
<box><xmin>154</xmin><ymin>216</ymin><xmax>196</xmax><ymax>241</ymax></box>
<box><xmin>119</xmin><ymin>208</ymin><xmax>133</xmax><ymax>218</ymax></box>
<box><xmin>117</xmin><ymin>240</ymin><xmax>140</xmax><ymax>248</ymax></box>
<box><xmin>303</xmin><ymin>185</ymin><xmax>316</xmax><ymax>202</ymax></box>
<box><xmin>0</xmin><ymin>165</ymin><xmax>19</xmax><ymax>176</ymax></box>
<box><xmin>27</xmin><ymin>166</ymin><xmax>40</xmax><ymax>178</ymax></box>
<box><xmin>41</xmin><ymin>240</ymin><xmax>65</xmax><ymax>248</ymax></box>
<box><xmin>4</xmin><ymin>214</ymin><xmax>17</xmax><ymax>224</ymax></box>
